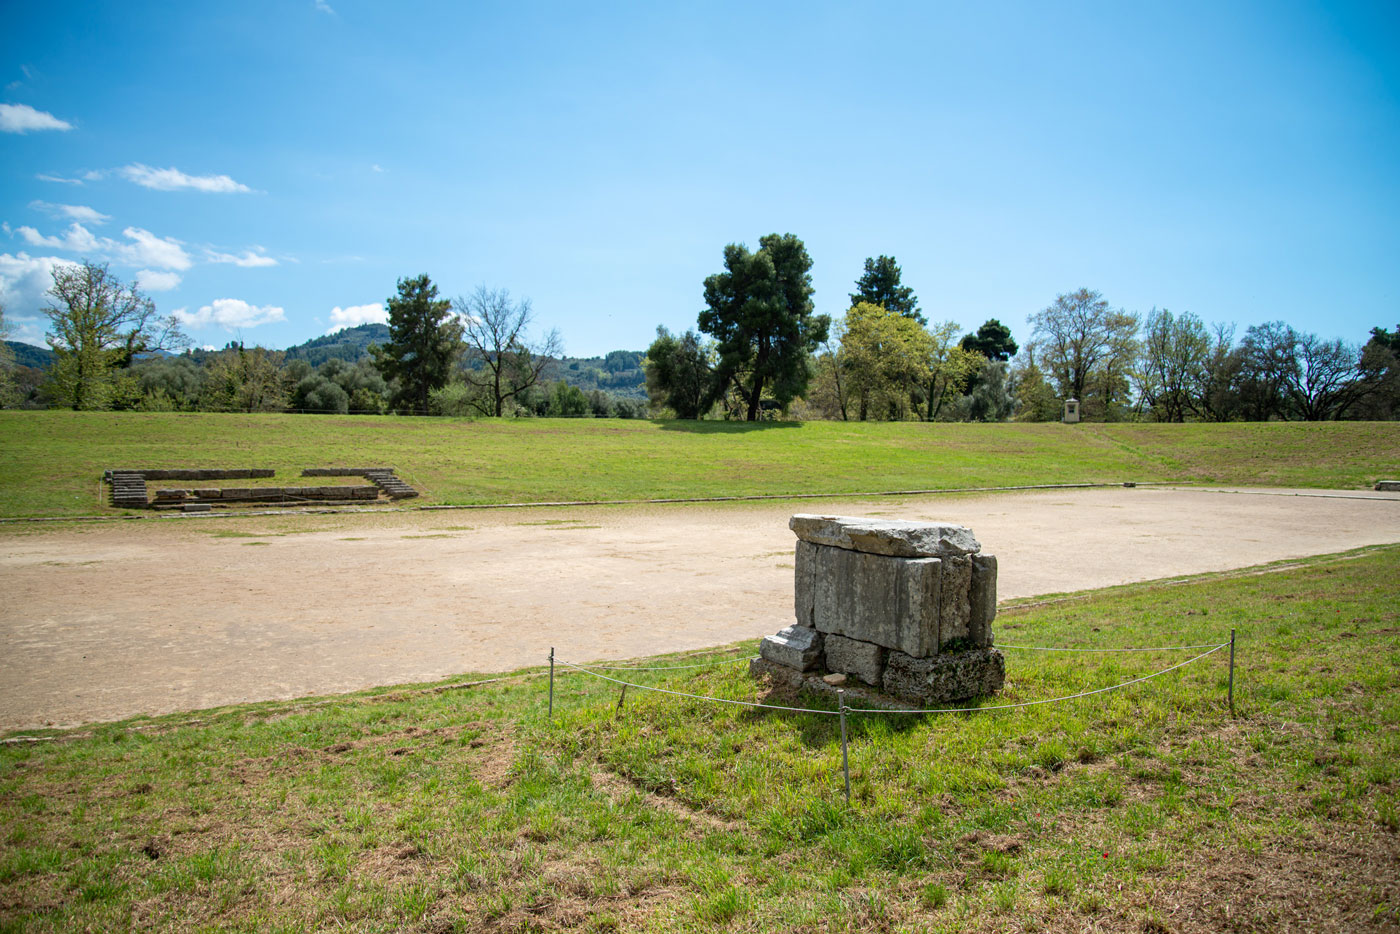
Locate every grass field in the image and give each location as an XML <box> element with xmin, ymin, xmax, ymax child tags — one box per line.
<box><xmin>1</xmin><ymin>412</ymin><xmax>1397</xmax><ymax>518</ymax></box>
<box><xmin>3</xmin><ymin>547</ymin><xmax>1397</xmax><ymax>932</ymax></box>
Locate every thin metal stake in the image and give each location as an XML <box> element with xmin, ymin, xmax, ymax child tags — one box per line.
<box><xmin>617</xmin><ymin>683</ymin><xmax>627</xmax><ymax>711</ymax></box>
<box><xmin>1228</xmin><ymin>629</ymin><xmax>1236</xmax><ymax>718</ymax></box>
<box><xmin>838</xmin><ymin>689</ymin><xmax>851</xmax><ymax>805</ymax></box>
<box><xmin>548</xmin><ymin>647</ymin><xmax>555</xmax><ymax>718</ymax></box>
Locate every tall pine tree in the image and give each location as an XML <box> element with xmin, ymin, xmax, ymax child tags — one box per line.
<box><xmin>371</xmin><ymin>274</ymin><xmax>462</xmax><ymax>413</ymax></box>
<box><xmin>850</xmin><ymin>255</ymin><xmax>924</xmax><ymax>325</ymax></box>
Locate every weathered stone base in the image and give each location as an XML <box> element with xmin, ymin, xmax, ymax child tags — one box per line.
<box><xmin>882</xmin><ymin>648</ymin><xmax>1005</xmax><ymax>705</ymax></box>
<box><xmin>747</xmin><ymin>657</ymin><xmax>920</xmax><ymax>710</ymax></box>
<box><xmin>1376</xmin><ymin>480</ymin><xmax>1400</xmax><ymax>492</ymax></box>
<box><xmin>759</xmin><ymin>625</ymin><xmax>823</xmax><ymax>671</ymax></box>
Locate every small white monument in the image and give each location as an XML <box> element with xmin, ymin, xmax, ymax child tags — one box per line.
<box><xmin>1062</xmin><ymin>398</ymin><xmax>1080</xmax><ymax>424</ymax></box>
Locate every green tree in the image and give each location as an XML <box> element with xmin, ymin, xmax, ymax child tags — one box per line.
<box><xmin>699</xmin><ymin>233</ymin><xmax>829</xmax><ymax>421</ymax></box>
<box><xmin>850</xmin><ymin>255</ymin><xmax>923</xmax><ymax>325</ymax></box>
<box><xmin>839</xmin><ymin>302</ymin><xmax>932</xmax><ymax>420</ymax></box>
<box><xmin>454</xmin><ymin>285</ymin><xmax>562</xmax><ymax>417</ymax></box>
<box><xmin>200</xmin><ymin>344</ymin><xmax>288</xmax><ymax>412</ymax></box>
<box><xmin>43</xmin><ymin>261</ymin><xmax>187</xmax><ymax>410</ymax></box>
<box><xmin>644</xmin><ymin>326</ymin><xmax>713</xmax><ymax>418</ymax></box>
<box><xmin>1137</xmin><ymin>308</ymin><xmax>1209</xmax><ymax>422</ymax></box>
<box><xmin>0</xmin><ymin>303</ymin><xmax>17</xmax><ymax>408</ymax></box>
<box><xmin>1029</xmin><ymin>288</ymin><xmax>1139</xmax><ymax>417</ymax></box>
<box><xmin>960</xmin><ymin>318</ymin><xmax>1018</xmax><ymax>361</ymax></box>
<box><xmin>371</xmin><ymin>274</ymin><xmax>463</xmax><ymax>414</ymax></box>
<box><xmin>917</xmin><ymin>321</ymin><xmax>982</xmax><ymax>421</ymax></box>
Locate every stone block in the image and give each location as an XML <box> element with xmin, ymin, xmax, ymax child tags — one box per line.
<box><xmin>823</xmin><ymin>633</ymin><xmax>887</xmax><ymax>686</ymax></box>
<box><xmin>939</xmin><ymin>555</ymin><xmax>973</xmax><ymax>646</ymax></box>
<box><xmin>882</xmin><ymin>648</ymin><xmax>1005</xmax><ymax>704</ymax></box>
<box><xmin>1376</xmin><ymin>480</ymin><xmax>1400</xmax><ymax>492</ymax></box>
<box><xmin>810</xmin><ymin>545</ymin><xmax>941</xmax><ymax>656</ymax></box>
<box><xmin>794</xmin><ymin>540</ymin><xmax>819</xmax><ymax>626</ymax></box>
<box><xmin>969</xmin><ymin>554</ymin><xmax>997</xmax><ymax>647</ymax></box>
<box><xmin>760</xmin><ymin>625</ymin><xmax>824</xmax><ymax>671</ymax></box>
<box><xmin>790</xmin><ymin>514</ymin><xmax>980</xmax><ymax>558</ymax></box>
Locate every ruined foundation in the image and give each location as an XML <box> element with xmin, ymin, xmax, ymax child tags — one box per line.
<box><xmin>751</xmin><ymin>514</ymin><xmax>1005</xmax><ymax>706</ymax></box>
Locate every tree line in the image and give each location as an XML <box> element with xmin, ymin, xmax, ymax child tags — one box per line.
<box><xmin>645</xmin><ymin>235</ymin><xmax>1399</xmax><ymax>423</ymax></box>
<box><xmin>5</xmin><ymin>253</ymin><xmax>1397</xmax><ymax>422</ymax></box>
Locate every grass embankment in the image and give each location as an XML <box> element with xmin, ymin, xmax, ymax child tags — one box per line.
<box><xmin>1</xmin><ymin>412</ymin><xmax>1397</xmax><ymax>518</ymax></box>
<box><xmin>3</xmin><ymin>548</ymin><xmax>1397</xmax><ymax>931</ymax></box>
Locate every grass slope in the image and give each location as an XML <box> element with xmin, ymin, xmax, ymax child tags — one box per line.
<box><xmin>2</xmin><ymin>547</ymin><xmax>1397</xmax><ymax>931</ymax></box>
<box><xmin>1</xmin><ymin>412</ymin><xmax>1397</xmax><ymax>518</ymax></box>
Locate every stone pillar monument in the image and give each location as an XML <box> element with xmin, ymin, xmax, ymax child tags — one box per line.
<box><xmin>1062</xmin><ymin>398</ymin><xmax>1080</xmax><ymax>423</ymax></box>
<box><xmin>751</xmin><ymin>515</ymin><xmax>1005</xmax><ymax>705</ymax></box>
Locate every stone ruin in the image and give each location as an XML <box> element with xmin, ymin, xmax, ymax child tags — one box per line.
<box><xmin>104</xmin><ymin>467</ymin><xmax>418</xmax><ymax>511</ymax></box>
<box><xmin>750</xmin><ymin>514</ymin><xmax>1005</xmax><ymax>706</ymax></box>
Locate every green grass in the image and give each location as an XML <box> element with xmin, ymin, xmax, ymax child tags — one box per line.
<box><xmin>1</xmin><ymin>411</ymin><xmax>1397</xmax><ymax>518</ymax></box>
<box><xmin>3</xmin><ymin>547</ymin><xmax>1397</xmax><ymax>931</ymax></box>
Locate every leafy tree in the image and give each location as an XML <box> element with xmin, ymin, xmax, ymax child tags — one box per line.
<box><xmin>1237</xmin><ymin>321</ymin><xmax>1296</xmax><ymax>421</ymax></box>
<box><xmin>850</xmin><ymin>255</ymin><xmax>923</xmax><ymax>325</ymax></box>
<box><xmin>699</xmin><ymin>233</ymin><xmax>829</xmax><ymax>421</ymax></box>
<box><xmin>0</xmin><ymin>304</ymin><xmax>17</xmax><ymax>408</ymax></box>
<box><xmin>371</xmin><ymin>274</ymin><xmax>463</xmax><ymax>414</ymax></box>
<box><xmin>455</xmin><ymin>286</ymin><xmax>562</xmax><ymax>417</ymax></box>
<box><xmin>1284</xmin><ymin>330</ymin><xmax>1367</xmax><ymax>421</ymax></box>
<box><xmin>1009</xmin><ymin>347</ymin><xmax>1061</xmax><ymax>422</ymax></box>
<box><xmin>840</xmin><ymin>302</ymin><xmax>932</xmax><ymax>420</ymax></box>
<box><xmin>546</xmin><ymin>380</ymin><xmax>589</xmax><ymax>417</ymax></box>
<box><xmin>1137</xmin><ymin>308</ymin><xmax>1209</xmax><ymax>422</ymax></box>
<box><xmin>960</xmin><ymin>359</ymin><xmax>1015</xmax><ymax>422</ymax></box>
<box><xmin>1029</xmin><ymin>288</ymin><xmax>1139</xmax><ymax>418</ymax></box>
<box><xmin>1354</xmin><ymin>325</ymin><xmax>1400</xmax><ymax>420</ymax></box>
<box><xmin>200</xmin><ymin>344</ymin><xmax>287</xmax><ymax>412</ymax></box>
<box><xmin>960</xmin><ymin>319</ymin><xmax>1018</xmax><ymax>361</ymax></box>
<box><xmin>644</xmin><ymin>326</ymin><xmax>713</xmax><ymax>418</ymax></box>
<box><xmin>917</xmin><ymin>321</ymin><xmax>982</xmax><ymax>421</ymax></box>
<box><xmin>43</xmin><ymin>261</ymin><xmax>187</xmax><ymax>410</ymax></box>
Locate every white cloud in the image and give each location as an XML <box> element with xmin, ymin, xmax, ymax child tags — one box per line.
<box><xmin>0</xmin><ymin>251</ymin><xmax>79</xmax><ymax>319</ymax></box>
<box><xmin>326</xmin><ymin>303</ymin><xmax>386</xmax><ymax>333</ymax></box>
<box><xmin>118</xmin><ymin>163</ymin><xmax>251</xmax><ymax>193</ymax></box>
<box><xmin>371</xmin><ymin>164</ymin><xmax>384</xmax><ymax>173</ymax></box>
<box><xmin>176</xmin><ymin>298</ymin><xmax>285</xmax><ymax>331</ymax></box>
<box><xmin>207</xmin><ymin>248</ymin><xmax>278</xmax><ymax>268</ymax></box>
<box><xmin>36</xmin><ymin>173</ymin><xmax>84</xmax><ymax>185</ymax></box>
<box><xmin>9</xmin><ymin>222</ymin><xmax>191</xmax><ymax>271</ymax></box>
<box><xmin>315</xmin><ymin>0</ymin><xmax>336</xmax><ymax>13</ymax></box>
<box><xmin>136</xmin><ymin>270</ymin><xmax>182</xmax><ymax>291</ymax></box>
<box><xmin>0</xmin><ymin>103</ymin><xmax>73</xmax><ymax>134</ymax></box>
<box><xmin>29</xmin><ymin>201</ymin><xmax>110</xmax><ymax>224</ymax></box>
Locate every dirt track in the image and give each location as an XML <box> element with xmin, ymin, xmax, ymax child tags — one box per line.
<box><xmin>3</xmin><ymin>485</ymin><xmax>1399</xmax><ymax>731</ymax></box>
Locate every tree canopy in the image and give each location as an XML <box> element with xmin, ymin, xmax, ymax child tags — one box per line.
<box><xmin>850</xmin><ymin>255</ymin><xmax>923</xmax><ymax>325</ymax></box>
<box><xmin>455</xmin><ymin>285</ymin><xmax>562</xmax><ymax>417</ymax></box>
<box><xmin>960</xmin><ymin>318</ymin><xmax>1018</xmax><ymax>361</ymax></box>
<box><xmin>644</xmin><ymin>326</ymin><xmax>712</xmax><ymax>418</ymax></box>
<box><xmin>699</xmin><ymin>233</ymin><xmax>829</xmax><ymax>421</ymax></box>
<box><xmin>371</xmin><ymin>274</ymin><xmax>462</xmax><ymax>414</ymax></box>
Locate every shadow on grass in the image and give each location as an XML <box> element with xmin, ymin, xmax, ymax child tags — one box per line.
<box><xmin>655</xmin><ymin>419</ymin><xmax>804</xmax><ymax>434</ymax></box>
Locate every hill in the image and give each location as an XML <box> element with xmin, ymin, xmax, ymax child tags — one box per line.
<box><xmin>2</xmin><ymin>341</ymin><xmax>53</xmax><ymax>369</ymax></box>
<box><xmin>282</xmin><ymin>324</ymin><xmax>392</xmax><ymax>366</ymax></box>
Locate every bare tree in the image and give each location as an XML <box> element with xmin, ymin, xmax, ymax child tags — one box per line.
<box><xmin>1028</xmin><ymin>288</ymin><xmax>1139</xmax><ymax>416</ymax></box>
<box><xmin>454</xmin><ymin>286</ymin><xmax>562</xmax><ymax>417</ymax></box>
<box><xmin>1137</xmin><ymin>308</ymin><xmax>1209</xmax><ymax>422</ymax></box>
<box><xmin>1285</xmin><ymin>331</ymin><xmax>1367</xmax><ymax>421</ymax></box>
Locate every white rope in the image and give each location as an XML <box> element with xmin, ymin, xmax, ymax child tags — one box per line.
<box><xmin>999</xmin><ymin>644</ymin><xmax>1218</xmax><ymax>652</ymax></box>
<box><xmin>556</xmin><ymin>641</ymin><xmax>1229</xmax><ymax>718</ymax></box>
<box><xmin>847</xmin><ymin>643</ymin><xmax>1229</xmax><ymax>714</ymax></box>
<box><xmin>582</xmin><ymin>655</ymin><xmax>760</xmax><ymax>671</ymax></box>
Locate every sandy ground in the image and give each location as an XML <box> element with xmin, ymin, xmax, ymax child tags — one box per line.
<box><xmin>2</xmin><ymin>485</ymin><xmax>1399</xmax><ymax>731</ymax></box>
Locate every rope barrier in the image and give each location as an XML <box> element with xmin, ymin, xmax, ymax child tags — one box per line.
<box><xmin>579</xmin><ymin>655</ymin><xmax>760</xmax><ymax>671</ymax></box>
<box><xmin>996</xmin><ymin>642</ymin><xmax>1222</xmax><ymax>652</ymax></box>
<box><xmin>555</xmin><ymin>641</ymin><xmax>1230</xmax><ymax>718</ymax></box>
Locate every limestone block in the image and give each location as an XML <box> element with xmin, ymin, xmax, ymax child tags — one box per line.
<box><xmin>810</xmin><ymin>545</ymin><xmax>942</xmax><ymax>657</ymax></box>
<box><xmin>790</xmin><ymin>514</ymin><xmax>980</xmax><ymax>558</ymax></box>
<box><xmin>794</xmin><ymin>540</ymin><xmax>819</xmax><ymax>626</ymax></box>
<box><xmin>1376</xmin><ymin>480</ymin><xmax>1400</xmax><ymax>492</ymax></box>
<box><xmin>760</xmin><ymin>625</ymin><xmax>824</xmax><ymax>671</ymax></box>
<box><xmin>939</xmin><ymin>555</ymin><xmax>973</xmax><ymax>646</ymax></box>
<box><xmin>969</xmin><ymin>554</ymin><xmax>997</xmax><ymax>647</ymax></box>
<box><xmin>882</xmin><ymin>648</ymin><xmax>1005</xmax><ymax>704</ymax></box>
<box><xmin>823</xmin><ymin>634</ymin><xmax>887</xmax><ymax>686</ymax></box>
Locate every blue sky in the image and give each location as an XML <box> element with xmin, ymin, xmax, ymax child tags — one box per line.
<box><xmin>2</xmin><ymin>1</ymin><xmax>1397</xmax><ymax>357</ymax></box>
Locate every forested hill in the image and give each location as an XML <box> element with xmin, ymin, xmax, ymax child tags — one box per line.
<box><xmin>282</xmin><ymin>325</ymin><xmax>647</xmax><ymax>398</ymax></box>
<box><xmin>283</xmin><ymin>324</ymin><xmax>391</xmax><ymax>366</ymax></box>
<box><xmin>3</xmin><ymin>341</ymin><xmax>53</xmax><ymax>369</ymax></box>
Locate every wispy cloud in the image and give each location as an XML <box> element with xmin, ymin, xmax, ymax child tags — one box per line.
<box><xmin>207</xmin><ymin>247</ymin><xmax>278</xmax><ymax>268</ymax></box>
<box><xmin>136</xmin><ymin>270</ymin><xmax>182</xmax><ymax>292</ymax></box>
<box><xmin>0</xmin><ymin>251</ymin><xmax>80</xmax><ymax>320</ymax></box>
<box><xmin>11</xmin><ymin>222</ymin><xmax>192</xmax><ymax>270</ymax></box>
<box><xmin>0</xmin><ymin>103</ymin><xmax>73</xmax><ymax>134</ymax></box>
<box><xmin>29</xmin><ymin>200</ymin><xmax>110</xmax><ymax>224</ymax></box>
<box><xmin>118</xmin><ymin>163</ymin><xmax>251</xmax><ymax>193</ymax></box>
<box><xmin>176</xmin><ymin>299</ymin><xmax>286</xmax><ymax>330</ymax></box>
<box><xmin>326</xmin><ymin>303</ymin><xmax>386</xmax><ymax>333</ymax></box>
<box><xmin>315</xmin><ymin>0</ymin><xmax>336</xmax><ymax>14</ymax></box>
<box><xmin>371</xmin><ymin>164</ymin><xmax>385</xmax><ymax>173</ymax></box>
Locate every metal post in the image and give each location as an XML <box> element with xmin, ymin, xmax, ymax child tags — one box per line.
<box><xmin>548</xmin><ymin>647</ymin><xmax>555</xmax><ymax>718</ymax></box>
<box><xmin>838</xmin><ymin>689</ymin><xmax>851</xmax><ymax>805</ymax></box>
<box><xmin>617</xmin><ymin>683</ymin><xmax>627</xmax><ymax>711</ymax></box>
<box><xmin>1228</xmin><ymin>629</ymin><xmax>1236</xmax><ymax>719</ymax></box>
